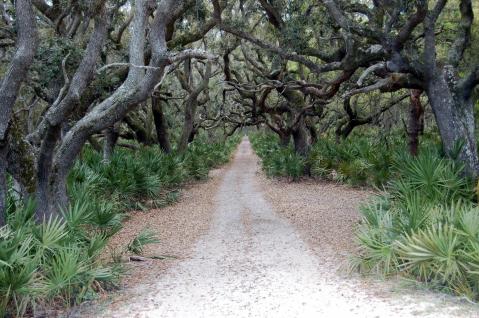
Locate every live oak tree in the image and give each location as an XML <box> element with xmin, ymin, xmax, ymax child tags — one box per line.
<box><xmin>0</xmin><ymin>0</ymin><xmax>221</xmax><ymax>223</ymax></box>
<box><xmin>322</xmin><ymin>0</ymin><xmax>479</xmax><ymax>176</ymax></box>
<box><xmin>2</xmin><ymin>0</ymin><xmax>479</xmax><ymax>225</ymax></box>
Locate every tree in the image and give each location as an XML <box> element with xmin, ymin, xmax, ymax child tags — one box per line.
<box><xmin>0</xmin><ymin>0</ymin><xmax>37</xmax><ymax>225</ymax></box>
<box><xmin>0</xmin><ymin>0</ymin><xmax>220</xmax><ymax>221</ymax></box>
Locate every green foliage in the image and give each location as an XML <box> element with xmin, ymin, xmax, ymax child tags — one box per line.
<box><xmin>250</xmin><ymin>132</ymin><xmax>394</xmax><ymax>185</ymax></box>
<box><xmin>69</xmin><ymin>136</ymin><xmax>240</xmax><ymax>211</ymax></box>
<box><xmin>31</xmin><ymin>37</ymin><xmax>83</xmax><ymax>89</ymax></box>
<box><xmin>250</xmin><ymin>133</ymin><xmax>305</xmax><ymax>180</ymax></box>
<box><xmin>0</xmin><ymin>202</ymin><xmax>121</xmax><ymax>317</ymax></box>
<box><xmin>354</xmin><ymin>151</ymin><xmax>479</xmax><ymax>300</ymax></box>
<box><xmin>307</xmin><ymin>136</ymin><xmax>398</xmax><ymax>187</ymax></box>
<box><xmin>127</xmin><ymin>229</ymin><xmax>160</xmax><ymax>255</ymax></box>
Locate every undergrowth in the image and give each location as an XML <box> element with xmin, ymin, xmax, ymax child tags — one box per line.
<box><xmin>1</xmin><ymin>136</ymin><xmax>239</xmax><ymax>317</ymax></box>
<box><xmin>353</xmin><ymin>149</ymin><xmax>479</xmax><ymax>301</ymax></box>
<box><xmin>250</xmin><ymin>134</ymin><xmax>305</xmax><ymax>181</ymax></box>
<box><xmin>251</xmin><ymin>131</ymin><xmax>479</xmax><ymax>301</ymax></box>
<box><xmin>250</xmin><ymin>132</ymin><xmax>408</xmax><ymax>186</ymax></box>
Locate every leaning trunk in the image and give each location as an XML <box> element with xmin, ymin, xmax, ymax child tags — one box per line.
<box><xmin>426</xmin><ymin>75</ymin><xmax>479</xmax><ymax>178</ymax></box>
<box><xmin>0</xmin><ymin>0</ymin><xmax>37</xmax><ymax>220</ymax></box>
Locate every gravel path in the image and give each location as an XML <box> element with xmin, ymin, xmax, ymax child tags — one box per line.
<box><xmin>91</xmin><ymin>137</ymin><xmax>478</xmax><ymax>318</ymax></box>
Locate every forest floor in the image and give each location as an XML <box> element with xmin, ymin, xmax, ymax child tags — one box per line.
<box><xmin>73</xmin><ymin>137</ymin><xmax>479</xmax><ymax>318</ymax></box>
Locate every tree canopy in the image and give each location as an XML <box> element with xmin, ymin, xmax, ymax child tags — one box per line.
<box><xmin>1</xmin><ymin>0</ymin><xmax>479</xmax><ymax>223</ymax></box>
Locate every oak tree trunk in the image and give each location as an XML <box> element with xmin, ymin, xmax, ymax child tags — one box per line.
<box><xmin>0</xmin><ymin>146</ymin><xmax>7</xmax><ymax>226</ymax></box>
<box><xmin>178</xmin><ymin>100</ymin><xmax>198</xmax><ymax>153</ymax></box>
<box><xmin>408</xmin><ymin>89</ymin><xmax>424</xmax><ymax>156</ymax></box>
<box><xmin>0</xmin><ymin>0</ymin><xmax>37</xmax><ymax>221</ymax></box>
<box><xmin>152</xmin><ymin>95</ymin><xmax>171</xmax><ymax>153</ymax></box>
<box><xmin>103</xmin><ymin>126</ymin><xmax>119</xmax><ymax>162</ymax></box>
<box><xmin>279</xmin><ymin>132</ymin><xmax>291</xmax><ymax>147</ymax></box>
<box><xmin>292</xmin><ymin>119</ymin><xmax>310</xmax><ymax>157</ymax></box>
<box><xmin>35</xmin><ymin>126</ymin><xmax>60</xmax><ymax>221</ymax></box>
<box><xmin>426</xmin><ymin>72</ymin><xmax>479</xmax><ymax>177</ymax></box>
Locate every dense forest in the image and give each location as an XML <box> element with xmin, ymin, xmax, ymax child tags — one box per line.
<box><xmin>1</xmin><ymin>0</ymin><xmax>479</xmax><ymax>316</ymax></box>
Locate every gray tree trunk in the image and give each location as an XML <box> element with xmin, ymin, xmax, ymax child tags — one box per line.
<box><xmin>426</xmin><ymin>70</ymin><xmax>479</xmax><ymax>177</ymax></box>
<box><xmin>0</xmin><ymin>0</ymin><xmax>37</xmax><ymax>222</ymax></box>
<box><xmin>103</xmin><ymin>126</ymin><xmax>119</xmax><ymax>163</ymax></box>
<box><xmin>35</xmin><ymin>126</ymin><xmax>60</xmax><ymax>221</ymax></box>
<box><xmin>292</xmin><ymin>119</ymin><xmax>310</xmax><ymax>157</ymax></box>
<box><xmin>0</xmin><ymin>147</ymin><xmax>7</xmax><ymax>226</ymax></box>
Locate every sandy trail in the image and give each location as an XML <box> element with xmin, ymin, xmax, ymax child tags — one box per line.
<box><xmin>94</xmin><ymin>137</ymin><xmax>478</xmax><ymax>318</ymax></box>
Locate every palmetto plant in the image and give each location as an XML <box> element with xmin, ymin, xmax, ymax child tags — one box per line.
<box><xmin>390</xmin><ymin>150</ymin><xmax>472</xmax><ymax>205</ymax></box>
<box><xmin>250</xmin><ymin>133</ymin><xmax>305</xmax><ymax>180</ymax></box>
<box><xmin>251</xmin><ymin>133</ymin><xmax>400</xmax><ymax>187</ymax></box>
<box><xmin>355</xmin><ymin>201</ymin><xmax>399</xmax><ymax>275</ymax></box>
<box><xmin>250</xmin><ymin>132</ymin><xmax>479</xmax><ymax>298</ymax></box>
<box><xmin>0</xmin><ymin>201</ymin><xmax>122</xmax><ymax>316</ymax></box>
<box><xmin>354</xmin><ymin>151</ymin><xmax>479</xmax><ymax>300</ymax></box>
<box><xmin>127</xmin><ymin>229</ymin><xmax>160</xmax><ymax>255</ymax></box>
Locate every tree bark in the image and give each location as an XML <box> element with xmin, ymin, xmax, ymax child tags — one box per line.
<box><xmin>426</xmin><ymin>70</ymin><xmax>479</xmax><ymax>177</ymax></box>
<box><xmin>151</xmin><ymin>95</ymin><xmax>171</xmax><ymax>153</ymax></box>
<box><xmin>307</xmin><ymin>123</ymin><xmax>318</xmax><ymax>145</ymax></box>
<box><xmin>0</xmin><ymin>146</ymin><xmax>7</xmax><ymax>226</ymax></box>
<box><xmin>178</xmin><ymin>99</ymin><xmax>198</xmax><ymax>153</ymax></box>
<box><xmin>124</xmin><ymin>113</ymin><xmax>152</xmax><ymax>145</ymax></box>
<box><xmin>35</xmin><ymin>126</ymin><xmax>60</xmax><ymax>221</ymax></box>
<box><xmin>188</xmin><ymin>127</ymin><xmax>197</xmax><ymax>143</ymax></box>
<box><xmin>0</xmin><ymin>0</ymin><xmax>37</xmax><ymax>222</ymax></box>
<box><xmin>292</xmin><ymin>119</ymin><xmax>310</xmax><ymax>157</ymax></box>
<box><xmin>103</xmin><ymin>125</ymin><xmax>119</xmax><ymax>163</ymax></box>
<box><xmin>278</xmin><ymin>132</ymin><xmax>290</xmax><ymax>147</ymax></box>
<box><xmin>177</xmin><ymin>61</ymin><xmax>212</xmax><ymax>153</ymax></box>
<box><xmin>408</xmin><ymin>89</ymin><xmax>424</xmax><ymax>156</ymax></box>
<box><xmin>0</xmin><ymin>0</ymin><xmax>37</xmax><ymax>141</ymax></box>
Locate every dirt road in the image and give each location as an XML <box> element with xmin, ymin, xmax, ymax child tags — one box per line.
<box><xmin>92</xmin><ymin>137</ymin><xmax>478</xmax><ymax>318</ymax></box>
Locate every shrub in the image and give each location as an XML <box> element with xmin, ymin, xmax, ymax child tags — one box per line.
<box><xmin>307</xmin><ymin>136</ymin><xmax>397</xmax><ymax>186</ymax></box>
<box><xmin>127</xmin><ymin>229</ymin><xmax>160</xmax><ymax>255</ymax></box>
<box><xmin>251</xmin><ymin>132</ymin><xmax>397</xmax><ymax>186</ymax></box>
<box><xmin>354</xmin><ymin>151</ymin><xmax>478</xmax><ymax>300</ymax></box>
<box><xmin>250</xmin><ymin>133</ymin><xmax>305</xmax><ymax>180</ymax></box>
<box><xmin>0</xmin><ymin>201</ymin><xmax>120</xmax><ymax>317</ymax></box>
